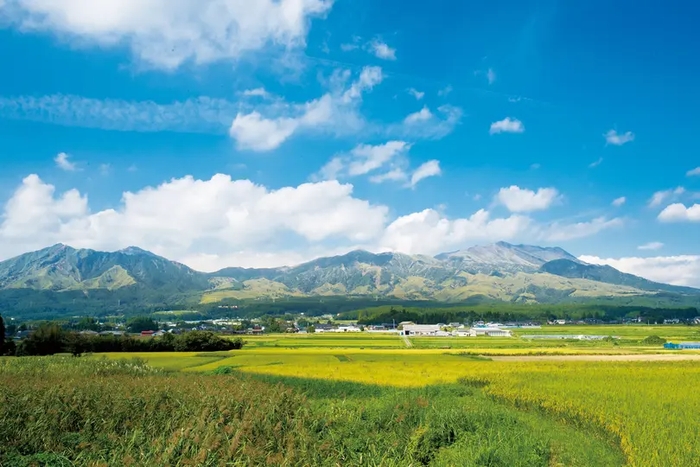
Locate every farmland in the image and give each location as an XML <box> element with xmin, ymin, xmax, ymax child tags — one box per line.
<box><xmin>4</xmin><ymin>327</ymin><xmax>700</xmax><ymax>466</ymax></box>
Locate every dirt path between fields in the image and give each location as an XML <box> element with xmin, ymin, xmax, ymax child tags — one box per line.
<box><xmin>489</xmin><ymin>354</ymin><xmax>700</xmax><ymax>362</ymax></box>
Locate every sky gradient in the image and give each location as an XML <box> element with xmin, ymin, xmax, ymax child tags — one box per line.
<box><xmin>0</xmin><ymin>0</ymin><xmax>699</xmax><ymax>286</ymax></box>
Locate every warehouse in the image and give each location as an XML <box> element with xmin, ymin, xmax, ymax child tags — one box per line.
<box><xmin>402</xmin><ymin>324</ymin><xmax>441</xmax><ymax>336</ymax></box>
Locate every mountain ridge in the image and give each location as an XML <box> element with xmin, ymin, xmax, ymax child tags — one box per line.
<box><xmin>0</xmin><ymin>243</ymin><xmax>697</xmax><ymax>312</ymax></box>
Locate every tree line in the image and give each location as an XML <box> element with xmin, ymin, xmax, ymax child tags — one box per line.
<box><xmin>0</xmin><ymin>319</ymin><xmax>244</xmax><ymax>357</ymax></box>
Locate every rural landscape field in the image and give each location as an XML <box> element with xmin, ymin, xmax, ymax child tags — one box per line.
<box><xmin>3</xmin><ymin>327</ymin><xmax>700</xmax><ymax>466</ymax></box>
<box><xmin>2</xmin><ymin>0</ymin><xmax>700</xmax><ymax>466</ymax></box>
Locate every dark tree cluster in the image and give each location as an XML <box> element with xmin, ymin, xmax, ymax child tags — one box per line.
<box><xmin>9</xmin><ymin>323</ymin><xmax>244</xmax><ymax>357</ymax></box>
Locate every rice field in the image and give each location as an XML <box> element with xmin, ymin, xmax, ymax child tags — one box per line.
<box><xmin>6</xmin><ymin>327</ymin><xmax>700</xmax><ymax>466</ymax></box>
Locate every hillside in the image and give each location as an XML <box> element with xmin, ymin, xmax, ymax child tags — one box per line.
<box><xmin>0</xmin><ymin>242</ymin><xmax>698</xmax><ymax>318</ymax></box>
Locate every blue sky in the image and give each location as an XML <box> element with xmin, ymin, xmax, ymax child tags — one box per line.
<box><xmin>0</xmin><ymin>0</ymin><xmax>699</xmax><ymax>285</ymax></box>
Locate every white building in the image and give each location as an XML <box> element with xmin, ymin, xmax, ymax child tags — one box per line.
<box><xmin>403</xmin><ymin>324</ymin><xmax>441</xmax><ymax>336</ymax></box>
<box><xmin>469</xmin><ymin>327</ymin><xmax>512</xmax><ymax>337</ymax></box>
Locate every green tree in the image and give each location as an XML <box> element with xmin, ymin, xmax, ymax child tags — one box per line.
<box><xmin>127</xmin><ymin>316</ymin><xmax>158</xmax><ymax>333</ymax></box>
<box><xmin>0</xmin><ymin>314</ymin><xmax>5</xmax><ymax>352</ymax></box>
<box><xmin>75</xmin><ymin>316</ymin><xmax>101</xmax><ymax>332</ymax></box>
<box><xmin>17</xmin><ymin>323</ymin><xmax>66</xmax><ymax>356</ymax></box>
<box><xmin>307</xmin><ymin>325</ymin><xmax>316</xmax><ymax>333</ymax></box>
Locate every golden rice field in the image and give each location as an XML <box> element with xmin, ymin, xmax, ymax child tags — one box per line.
<box><xmin>95</xmin><ymin>329</ymin><xmax>700</xmax><ymax>466</ymax></box>
<box><xmin>4</xmin><ymin>328</ymin><xmax>700</xmax><ymax>465</ymax></box>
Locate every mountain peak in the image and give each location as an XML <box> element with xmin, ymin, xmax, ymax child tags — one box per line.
<box><xmin>118</xmin><ymin>246</ymin><xmax>156</xmax><ymax>256</ymax></box>
<box><xmin>434</xmin><ymin>242</ymin><xmax>577</xmax><ymax>273</ymax></box>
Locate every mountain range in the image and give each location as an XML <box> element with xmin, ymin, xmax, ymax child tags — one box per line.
<box><xmin>0</xmin><ymin>242</ymin><xmax>698</xmax><ymax>318</ymax></box>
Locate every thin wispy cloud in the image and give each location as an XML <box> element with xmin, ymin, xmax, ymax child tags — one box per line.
<box><xmin>687</xmin><ymin>167</ymin><xmax>700</xmax><ymax>177</ymax></box>
<box><xmin>408</xmin><ymin>88</ymin><xmax>425</xmax><ymax>100</ymax></box>
<box><xmin>638</xmin><ymin>242</ymin><xmax>664</xmax><ymax>251</ymax></box>
<box><xmin>0</xmin><ymin>94</ymin><xmax>239</xmax><ymax>134</ymax></box>
<box><xmin>589</xmin><ymin>157</ymin><xmax>604</xmax><ymax>168</ymax></box>
<box><xmin>612</xmin><ymin>196</ymin><xmax>626</xmax><ymax>207</ymax></box>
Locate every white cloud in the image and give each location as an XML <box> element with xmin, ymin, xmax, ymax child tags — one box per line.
<box><xmin>99</xmin><ymin>163</ymin><xmax>111</xmax><ymax>176</ymax></box>
<box><xmin>409</xmin><ymin>160</ymin><xmax>441</xmax><ymax>188</ymax></box>
<box><xmin>437</xmin><ymin>85</ymin><xmax>452</xmax><ymax>97</ymax></box>
<box><xmin>580</xmin><ymin>255</ymin><xmax>700</xmax><ymax>288</ymax></box>
<box><xmin>229</xmin><ymin>112</ymin><xmax>298</xmax><ymax>151</ymax></box>
<box><xmin>369</xmin><ymin>168</ymin><xmax>407</xmax><ymax>184</ymax></box>
<box><xmin>544</xmin><ymin>217</ymin><xmax>623</xmax><ymax>242</ymax></box>
<box><xmin>612</xmin><ymin>196</ymin><xmax>626</xmax><ymax>207</ymax></box>
<box><xmin>490</xmin><ymin>117</ymin><xmax>524</xmax><ymax>135</ymax></box>
<box><xmin>649</xmin><ymin>186</ymin><xmax>686</xmax><ymax>208</ymax></box>
<box><xmin>403</xmin><ymin>107</ymin><xmax>433</xmax><ymax>124</ymax></box>
<box><xmin>687</xmin><ymin>167</ymin><xmax>700</xmax><ymax>177</ymax></box>
<box><xmin>657</xmin><ymin>203</ymin><xmax>700</xmax><ymax>222</ymax></box>
<box><xmin>0</xmin><ymin>173</ymin><xmax>637</xmax><ymax>269</ymax></box>
<box><xmin>229</xmin><ymin>66</ymin><xmax>382</xmax><ymax>151</ymax></box>
<box><xmin>316</xmin><ymin>157</ymin><xmax>345</xmax><ymax>181</ymax></box>
<box><xmin>316</xmin><ymin>141</ymin><xmax>429</xmax><ymax>187</ymax></box>
<box><xmin>1</xmin><ymin>0</ymin><xmax>333</xmax><ymax>69</ymax></box>
<box><xmin>241</xmin><ymin>88</ymin><xmax>270</xmax><ymax>98</ymax></box>
<box><xmin>0</xmin><ymin>94</ymin><xmax>239</xmax><ymax>133</ymax></box>
<box><xmin>496</xmin><ymin>186</ymin><xmax>559</xmax><ymax>213</ymax></box>
<box><xmin>487</xmin><ymin>68</ymin><xmax>496</xmax><ymax>85</ymax></box>
<box><xmin>589</xmin><ymin>157</ymin><xmax>603</xmax><ymax>168</ymax></box>
<box><xmin>408</xmin><ymin>88</ymin><xmax>424</xmax><ymax>100</ymax></box>
<box><xmin>347</xmin><ymin>141</ymin><xmax>410</xmax><ymax>176</ymax></box>
<box><xmin>0</xmin><ymin>174</ymin><xmax>388</xmax><ymax>269</ymax></box>
<box><xmin>380</xmin><ymin>208</ymin><xmax>531</xmax><ymax>255</ymax></box>
<box><xmin>604</xmin><ymin>129</ymin><xmax>635</xmax><ymax>146</ymax></box>
<box><xmin>367</xmin><ymin>39</ymin><xmax>396</xmax><ymax>60</ymax></box>
<box><xmin>340</xmin><ymin>43</ymin><xmax>359</xmax><ymax>51</ymax></box>
<box><xmin>390</xmin><ymin>105</ymin><xmax>462</xmax><ymax>140</ymax></box>
<box><xmin>54</xmin><ymin>152</ymin><xmax>77</xmax><ymax>171</ymax></box>
<box><xmin>638</xmin><ymin>242</ymin><xmax>664</xmax><ymax>251</ymax></box>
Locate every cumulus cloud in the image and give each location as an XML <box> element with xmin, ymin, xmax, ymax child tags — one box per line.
<box><xmin>687</xmin><ymin>167</ymin><xmax>700</xmax><ymax>177</ymax></box>
<box><xmin>543</xmin><ymin>217</ymin><xmax>623</xmax><ymax>242</ymax></box>
<box><xmin>380</xmin><ymin>208</ymin><xmax>531</xmax><ymax>255</ymax></box>
<box><xmin>657</xmin><ymin>203</ymin><xmax>700</xmax><ymax>222</ymax></box>
<box><xmin>604</xmin><ymin>129</ymin><xmax>635</xmax><ymax>146</ymax></box>
<box><xmin>490</xmin><ymin>117</ymin><xmax>524</xmax><ymax>135</ymax></box>
<box><xmin>0</xmin><ymin>0</ymin><xmax>333</xmax><ymax>69</ymax></box>
<box><xmin>0</xmin><ymin>174</ymin><xmax>388</xmax><ymax>270</ymax></box>
<box><xmin>496</xmin><ymin>186</ymin><xmax>559</xmax><ymax>213</ymax></box>
<box><xmin>229</xmin><ymin>66</ymin><xmax>382</xmax><ymax>151</ymax></box>
<box><xmin>612</xmin><ymin>196</ymin><xmax>626</xmax><ymax>207</ymax></box>
<box><xmin>54</xmin><ymin>152</ymin><xmax>77</xmax><ymax>171</ymax></box>
<box><xmin>409</xmin><ymin>160</ymin><xmax>441</xmax><ymax>188</ymax></box>
<box><xmin>580</xmin><ymin>255</ymin><xmax>700</xmax><ymax>288</ymax></box>
<box><xmin>0</xmin><ymin>174</ymin><xmax>635</xmax><ymax>269</ymax></box>
<box><xmin>638</xmin><ymin>242</ymin><xmax>664</xmax><ymax>251</ymax></box>
<box><xmin>367</xmin><ymin>39</ymin><xmax>396</xmax><ymax>60</ymax></box>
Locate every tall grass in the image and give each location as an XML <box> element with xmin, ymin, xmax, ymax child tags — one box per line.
<box><xmin>0</xmin><ymin>357</ymin><xmax>622</xmax><ymax>466</ymax></box>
